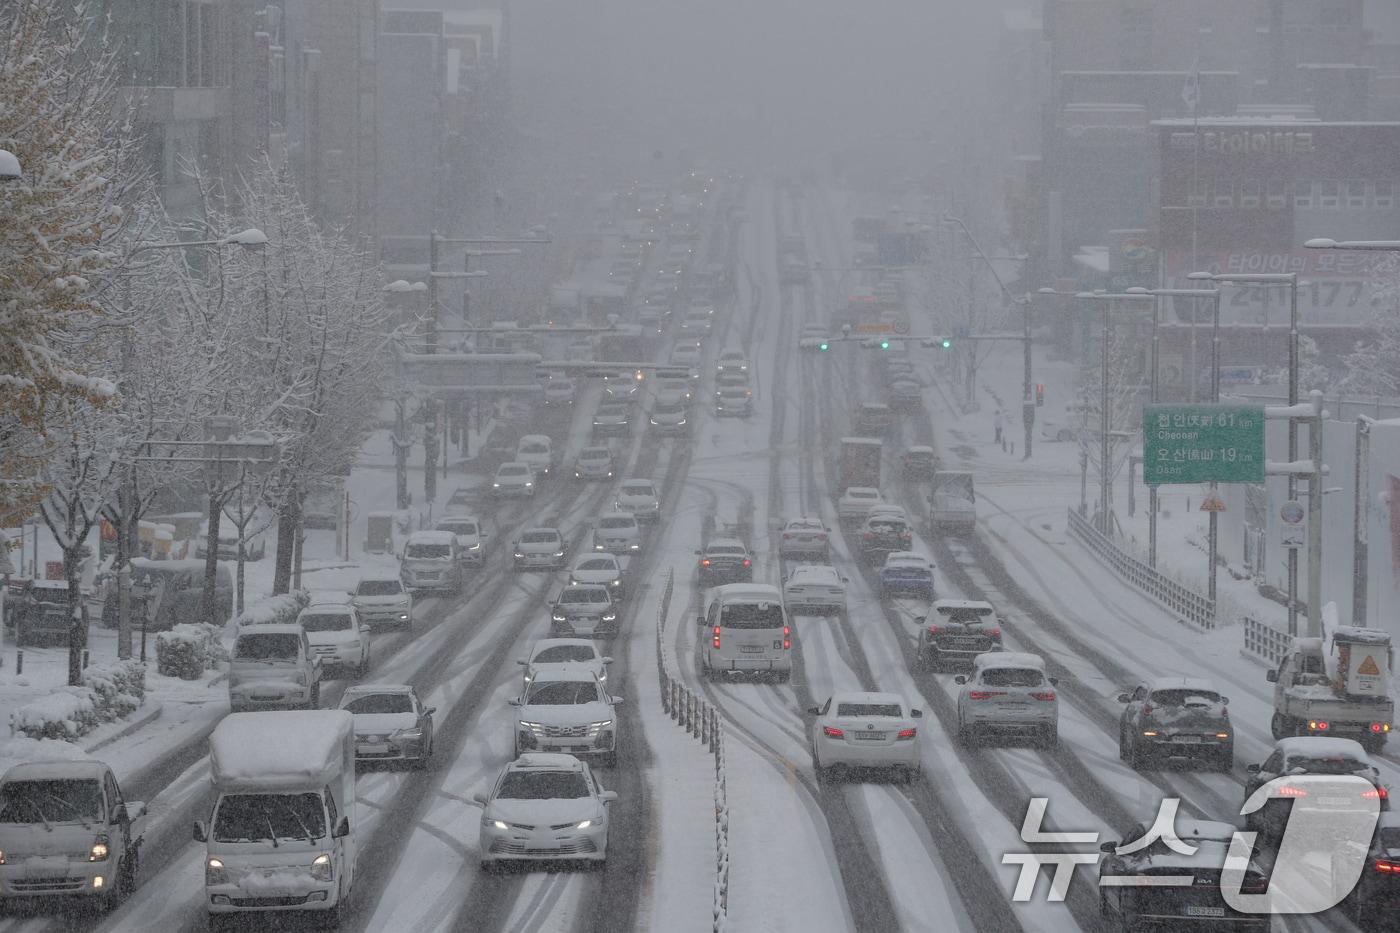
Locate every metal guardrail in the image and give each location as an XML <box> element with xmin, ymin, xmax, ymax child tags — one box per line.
<box><xmin>1065</xmin><ymin>507</ymin><xmax>1217</xmax><ymax>630</ymax></box>
<box><xmin>1243</xmin><ymin>615</ymin><xmax>1292</xmax><ymax>667</ymax></box>
<box><xmin>653</xmin><ymin>567</ymin><xmax>728</xmax><ymax>931</ymax></box>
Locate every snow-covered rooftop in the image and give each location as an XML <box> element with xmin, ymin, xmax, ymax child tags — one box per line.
<box><xmin>210</xmin><ymin>710</ymin><xmax>353</xmax><ymax>790</ymax></box>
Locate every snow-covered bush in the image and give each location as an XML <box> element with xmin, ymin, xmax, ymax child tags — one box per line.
<box><xmin>83</xmin><ymin>660</ymin><xmax>146</xmax><ymax>720</ymax></box>
<box><xmin>235</xmin><ymin>590</ymin><xmax>309</xmax><ymax>628</ymax></box>
<box><xmin>155</xmin><ymin>623</ymin><xmax>226</xmax><ymax>680</ymax></box>
<box><xmin>11</xmin><ymin>689</ymin><xmax>99</xmax><ymax>741</ymax></box>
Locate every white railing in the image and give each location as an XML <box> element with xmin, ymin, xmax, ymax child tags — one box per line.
<box><xmin>653</xmin><ymin>567</ymin><xmax>728</xmax><ymax>931</ymax></box>
<box><xmin>1066</xmin><ymin>507</ymin><xmax>1217</xmax><ymax>630</ymax></box>
<box><xmin>1243</xmin><ymin>615</ymin><xmax>1292</xmax><ymax>667</ymax></box>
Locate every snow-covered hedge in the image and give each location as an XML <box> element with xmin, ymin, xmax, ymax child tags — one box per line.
<box><xmin>235</xmin><ymin>590</ymin><xmax>309</xmax><ymax>628</ymax></box>
<box><xmin>155</xmin><ymin>622</ymin><xmax>227</xmax><ymax>680</ymax></box>
<box><xmin>10</xmin><ymin>661</ymin><xmax>149</xmax><ymax>741</ymax></box>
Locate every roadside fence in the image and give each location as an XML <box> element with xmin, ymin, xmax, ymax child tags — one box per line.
<box><xmin>652</xmin><ymin>567</ymin><xmax>729</xmax><ymax>931</ymax></box>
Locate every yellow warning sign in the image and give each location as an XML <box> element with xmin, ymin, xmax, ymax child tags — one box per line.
<box><xmin>1199</xmin><ymin>493</ymin><xmax>1226</xmax><ymax>513</ymax></box>
<box><xmin>1359</xmin><ymin>655</ymin><xmax>1381</xmax><ymax>676</ymax></box>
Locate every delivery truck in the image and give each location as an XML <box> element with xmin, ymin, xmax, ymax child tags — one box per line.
<box><xmin>197</xmin><ymin>710</ymin><xmax>357</xmax><ymax>928</ymax></box>
<box><xmin>1267</xmin><ymin>618</ymin><xmax>1393</xmax><ymax>751</ymax></box>
<box><xmin>840</xmin><ymin>438</ymin><xmax>882</xmax><ymax>491</ymax></box>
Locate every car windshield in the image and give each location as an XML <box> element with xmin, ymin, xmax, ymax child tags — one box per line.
<box><xmin>356</xmin><ymin>580</ymin><xmax>402</xmax><ymax>596</ymax></box>
<box><xmin>499</xmin><ymin>466</ymin><xmax>528</xmax><ymax>477</ymax></box>
<box><xmin>868</xmin><ymin>521</ymin><xmax>907</xmax><ymax>534</ymax></box>
<box><xmin>0</xmin><ymin>779</ymin><xmax>103</xmax><ymax>823</ymax></box>
<box><xmin>520</xmin><ymin>443</ymin><xmax>548</xmax><ymax>455</ymax></box>
<box><xmin>300</xmin><ymin>612</ymin><xmax>352</xmax><ymax>633</ymax></box>
<box><xmin>1149</xmin><ymin>689</ymin><xmax>1223</xmax><ymax>706</ymax></box>
<box><xmin>522</xmin><ymin>532</ymin><xmax>560</xmax><ymax>544</ymax></box>
<box><xmin>1286</xmin><ymin>755</ymin><xmax>1369</xmax><ymax>775</ymax></box>
<box><xmin>708</xmin><ymin>547</ymin><xmax>746</xmax><ymax>557</ymax></box>
<box><xmin>836</xmin><ymin>703</ymin><xmax>903</xmax><ymax>718</ymax></box>
<box><xmin>577</xmin><ymin>559</ymin><xmax>616</xmax><ymax>572</ymax></box>
<box><xmin>560</xmin><ymin>589</ymin><xmax>608</xmax><ymax>604</ymax></box>
<box><xmin>580</xmin><ymin>449</ymin><xmax>610</xmax><ymax>461</ymax></box>
<box><xmin>622</xmin><ymin>483</ymin><xmax>653</xmax><ymax>495</ymax></box>
<box><xmin>438</xmin><ymin>521</ymin><xmax>477</xmax><ymax>536</ymax></box>
<box><xmin>600</xmin><ymin>518</ymin><xmax>634</xmax><ymax>530</ymax></box>
<box><xmin>344</xmin><ymin>693</ymin><xmax>413</xmax><ymax>714</ymax></box>
<box><xmin>719</xmin><ymin>603</ymin><xmax>784</xmax><ymax>630</ymax></box>
<box><xmin>235</xmin><ymin>633</ymin><xmax>300</xmax><ymax>661</ymax></box>
<box><xmin>526</xmin><ymin>681</ymin><xmax>602</xmax><ymax>704</ymax></box>
<box><xmin>982</xmin><ymin>668</ymin><xmax>1044</xmax><ymax>688</ymax></box>
<box><xmin>535</xmin><ymin>645</ymin><xmax>597</xmax><ymax>664</ymax></box>
<box><xmin>408</xmin><ymin>543</ymin><xmax>452</xmax><ymax>559</ymax></box>
<box><xmin>214</xmin><ymin>792</ymin><xmax>326</xmax><ymax>844</ymax></box>
<box><xmin>496</xmin><ymin>771</ymin><xmax>590</xmax><ymax>800</ymax></box>
<box><xmin>849</xmin><ymin>490</ymin><xmax>878</xmax><ymax>500</ymax></box>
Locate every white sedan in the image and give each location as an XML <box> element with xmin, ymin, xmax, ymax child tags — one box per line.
<box><xmin>783</xmin><ymin>564</ymin><xmax>847</xmax><ymax>615</ymax></box>
<box><xmin>492</xmin><ymin>461</ymin><xmax>536</xmax><ymax>497</ymax></box>
<box><xmin>509</xmin><ymin>670</ymin><xmax>622</xmax><ymax>766</ymax></box>
<box><xmin>474</xmin><ymin>753</ymin><xmax>616</xmax><ymax>869</ymax></box>
<box><xmin>614</xmin><ymin>478</ymin><xmax>660</xmax><ymax>524</ymax></box>
<box><xmin>568</xmin><ymin>553</ymin><xmax>625</xmax><ymax>599</ymax></box>
<box><xmin>836</xmin><ymin>486</ymin><xmax>883</xmax><ymax>522</ymax></box>
<box><xmin>518</xmin><ymin>638</ymin><xmax>612</xmax><ymax>690</ymax></box>
<box><xmin>808</xmin><ymin>691</ymin><xmax>923</xmax><ymax>782</ymax></box>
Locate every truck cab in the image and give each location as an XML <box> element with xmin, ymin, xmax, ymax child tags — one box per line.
<box><xmin>0</xmin><ymin>761</ymin><xmax>146</xmax><ymax>908</ymax></box>
<box><xmin>1268</xmin><ymin>632</ymin><xmax>1393</xmax><ymax>751</ymax></box>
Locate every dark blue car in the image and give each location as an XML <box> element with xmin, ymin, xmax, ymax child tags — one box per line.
<box><xmin>878</xmin><ymin>552</ymin><xmax>934</xmax><ymax>599</ymax></box>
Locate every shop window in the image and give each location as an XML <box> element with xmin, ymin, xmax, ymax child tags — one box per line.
<box><xmin>1267</xmin><ymin>179</ymin><xmax>1288</xmax><ymax>209</ymax></box>
<box><xmin>1240</xmin><ymin>178</ymin><xmax>1261</xmax><ymax>209</ymax></box>
<box><xmin>1346</xmin><ymin>180</ymin><xmax>1367</xmax><ymax>209</ymax></box>
<box><xmin>1294</xmin><ymin>181</ymin><xmax>1313</xmax><ymax>209</ymax></box>
<box><xmin>1373</xmin><ymin>182</ymin><xmax>1393</xmax><ymax>210</ymax></box>
<box><xmin>1318</xmin><ymin>180</ymin><xmax>1340</xmax><ymax>209</ymax></box>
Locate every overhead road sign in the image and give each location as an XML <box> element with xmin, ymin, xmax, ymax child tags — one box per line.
<box><xmin>1143</xmin><ymin>403</ymin><xmax>1265</xmax><ymax>485</ymax></box>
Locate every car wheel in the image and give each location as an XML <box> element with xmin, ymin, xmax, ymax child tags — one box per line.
<box><xmin>309</xmin><ymin>682</ymin><xmax>321</xmax><ymax>709</ymax></box>
<box><xmin>1129</xmin><ymin>740</ymin><xmax>1149</xmax><ymax>771</ymax></box>
<box><xmin>1212</xmin><ymin>748</ymin><xmax>1233</xmax><ymax>773</ymax></box>
<box><xmin>603</xmin><ymin>750</ymin><xmax>618</xmax><ymax>768</ymax></box>
<box><xmin>120</xmin><ymin>846</ymin><xmax>140</xmax><ymax>896</ymax></box>
<box><xmin>957</xmin><ymin>720</ymin><xmax>972</xmax><ymax>746</ymax></box>
<box><xmin>479</xmin><ymin>859</ymin><xmax>498</xmax><ymax>874</ymax></box>
<box><xmin>1042</xmin><ymin>726</ymin><xmax>1058</xmax><ymax>750</ymax></box>
<box><xmin>207</xmin><ymin>915</ymin><xmax>236</xmax><ymax>933</ymax></box>
<box><xmin>1269</xmin><ymin>713</ymin><xmax>1288</xmax><ymax>740</ymax></box>
<box><xmin>357</xmin><ymin>653</ymin><xmax>370</xmax><ymax>678</ymax></box>
<box><xmin>1118</xmin><ymin>727</ymin><xmax>1129</xmax><ymax>761</ymax></box>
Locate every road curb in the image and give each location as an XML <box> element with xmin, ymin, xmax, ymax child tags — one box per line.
<box><xmin>81</xmin><ymin>702</ymin><xmax>163</xmax><ymax>753</ymax></box>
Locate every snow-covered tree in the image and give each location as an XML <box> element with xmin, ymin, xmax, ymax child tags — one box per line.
<box><xmin>1337</xmin><ymin>254</ymin><xmax>1400</xmax><ymax>398</ymax></box>
<box><xmin>1075</xmin><ymin>320</ymin><xmax>1146</xmax><ymax>534</ymax></box>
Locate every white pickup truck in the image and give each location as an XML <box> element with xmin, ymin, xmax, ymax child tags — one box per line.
<box><xmin>0</xmin><ymin>760</ymin><xmax>146</xmax><ymax>908</ymax></box>
<box><xmin>1268</xmin><ymin>627</ymin><xmax>1393</xmax><ymax>751</ymax></box>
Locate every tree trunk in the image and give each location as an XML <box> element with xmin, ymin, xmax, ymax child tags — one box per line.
<box><xmin>272</xmin><ymin>496</ymin><xmax>297</xmax><ymax>595</ymax></box>
<box><xmin>235</xmin><ymin>537</ymin><xmax>246</xmax><ymax>617</ymax></box>
<box><xmin>116</xmin><ymin>503</ymin><xmax>132</xmax><ymax>660</ymax></box>
<box><xmin>292</xmin><ymin>495</ymin><xmax>304</xmax><ymax>590</ymax></box>
<box><xmin>423</xmin><ymin>399</ymin><xmax>438</xmax><ymax>504</ymax></box>
<box><xmin>201</xmin><ymin>490</ymin><xmax>223</xmax><ymax>625</ymax></box>
<box><xmin>64</xmin><ymin>547</ymin><xmax>84</xmax><ymax>687</ymax></box>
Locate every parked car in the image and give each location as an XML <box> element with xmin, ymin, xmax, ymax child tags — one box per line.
<box><xmin>297</xmin><ymin>602</ymin><xmax>371</xmax><ymax>677</ymax></box>
<box><xmin>574</xmin><ymin>446</ymin><xmax>615</xmax><ymax>481</ymax></box>
<box><xmin>491</xmin><ymin>461</ymin><xmax>536</xmax><ymax>497</ymax></box>
<box><xmin>808</xmin><ymin>692</ymin><xmax>923</xmax><ymax>783</ymax></box>
<box><xmin>550</xmin><ymin>584</ymin><xmax>619</xmax><ymax>638</ymax></box>
<box><xmin>697</xmin><ymin>537</ymin><xmax>753</xmax><ymax>586</ymax></box>
<box><xmin>400</xmin><ymin>530</ymin><xmax>466</xmax><ymax>595</ymax></box>
<box><xmin>519</xmin><ymin>638</ymin><xmax>612</xmax><ymax>690</ymax></box>
<box><xmin>474</xmin><ymin>754</ymin><xmax>616</xmax><ymax>870</ymax></box>
<box><xmin>350</xmin><ymin>576</ymin><xmax>413</xmax><ymax>629</ymax></box>
<box><xmin>917</xmin><ymin>599</ymin><xmax>1001</xmax><ymax>669</ymax></box>
<box><xmin>592</xmin><ymin>512</ymin><xmax>642</xmax><ymax>555</ymax></box>
<box><xmin>783</xmin><ymin>564</ymin><xmax>847</xmax><ymax>615</ymax></box>
<box><xmin>777</xmin><ymin>516</ymin><xmax>830</xmax><ymax>561</ymax></box>
<box><xmin>1117</xmin><ymin>678</ymin><xmax>1233</xmax><ymax>772</ymax></box>
<box><xmin>508</xmin><ymin>671</ymin><xmax>622</xmax><ymax>766</ymax></box>
<box><xmin>338</xmin><ymin>684</ymin><xmax>435</xmax><ymax>767</ymax></box>
<box><xmin>878</xmin><ymin>551</ymin><xmax>935</xmax><ymax>600</ymax></box>
<box><xmin>513</xmin><ymin>527</ymin><xmax>568</xmax><ymax>571</ymax></box>
<box><xmin>1098</xmin><ymin>818</ymin><xmax>1272</xmax><ymax>933</ymax></box>
<box><xmin>1243</xmin><ymin>737</ymin><xmax>1388</xmax><ymax>840</ymax></box>
<box><xmin>836</xmin><ymin>486</ymin><xmax>883</xmax><ymax>523</ymax></box>
<box><xmin>955</xmin><ymin>652</ymin><xmax>1058</xmax><ymax>748</ymax></box>
<box><xmin>434</xmin><ymin>514</ymin><xmax>486</xmax><ymax>567</ymax></box>
<box><xmin>614</xmin><ymin>478</ymin><xmax>660</xmax><ymax>524</ymax></box>
<box><xmin>568</xmin><ymin>553</ymin><xmax>625</xmax><ymax>599</ymax></box>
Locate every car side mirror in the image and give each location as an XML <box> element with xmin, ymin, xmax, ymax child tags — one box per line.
<box><xmin>126</xmin><ymin>802</ymin><xmax>147</xmax><ymax>821</ymax></box>
<box><xmin>806</xmin><ymin>706</ymin><xmax>821</xmax><ymax>716</ymax></box>
<box><xmin>911</xmin><ymin>709</ymin><xmax>923</xmax><ymax>718</ymax></box>
<box><xmin>1266</xmin><ymin>670</ymin><xmax>1278</xmax><ymax>683</ymax></box>
<box><xmin>610</xmin><ymin>696</ymin><xmax>624</xmax><ymax>705</ymax></box>
<box><xmin>1221</xmin><ymin>696</ymin><xmax>1229</xmax><ymax>705</ymax></box>
<box><xmin>193</xmin><ymin>820</ymin><xmax>207</xmax><ymax>843</ymax></box>
<box><xmin>471</xmin><ymin>793</ymin><xmax>488</xmax><ymax>807</ymax></box>
<box><xmin>425</xmin><ymin>707</ymin><xmax>436</xmax><ymax>716</ymax></box>
<box><xmin>600</xmin><ymin>790</ymin><xmax>618</xmax><ymax>803</ymax></box>
<box><xmin>1246</xmin><ymin>763</ymin><xmax>1261</xmax><ymax>773</ymax></box>
<box><xmin>1049</xmin><ymin>678</ymin><xmax>1059</xmax><ymax>687</ymax></box>
<box><xmin>1117</xmin><ymin>693</ymin><xmax>1131</xmax><ymax>703</ymax></box>
<box><xmin>112</xmin><ymin>804</ymin><xmax>127</xmax><ymax>824</ymax></box>
<box><xmin>507</xmin><ymin>699</ymin><xmax>521</xmax><ymax>707</ymax></box>
<box><xmin>332</xmin><ymin>816</ymin><xmax>350</xmax><ymax>839</ymax></box>
<box><xmin>602</xmin><ymin>657</ymin><xmax>614</xmax><ymax>665</ymax></box>
<box><xmin>954</xmin><ymin>675</ymin><xmax>967</xmax><ymax>685</ymax></box>
<box><xmin>1099</xmin><ymin>841</ymin><xmax>1117</xmax><ymax>854</ymax></box>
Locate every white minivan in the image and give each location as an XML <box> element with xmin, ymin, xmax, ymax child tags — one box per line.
<box><xmin>697</xmin><ymin>584</ymin><xmax>792</xmax><ymax>682</ymax></box>
<box><xmin>515</xmin><ymin>434</ymin><xmax>554</xmax><ymax>479</ymax></box>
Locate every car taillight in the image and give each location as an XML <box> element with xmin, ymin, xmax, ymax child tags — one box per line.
<box><xmin>1276</xmin><ymin>785</ymin><xmax>1308</xmax><ymax>798</ymax></box>
<box><xmin>862</xmin><ymin>532</ymin><xmax>874</xmax><ymax>541</ymax></box>
<box><xmin>927</xmin><ymin>625</ymin><xmax>944</xmax><ymax>636</ymax></box>
<box><xmin>782</xmin><ymin>533</ymin><xmax>792</xmax><ymax>539</ymax></box>
<box><xmin>712</xmin><ymin>626</ymin><xmax>721</xmax><ymax>650</ymax></box>
<box><xmin>1375</xmin><ymin>859</ymin><xmax>1400</xmax><ymax>874</ymax></box>
<box><xmin>896</xmin><ymin>728</ymin><xmax>917</xmax><ymax>740</ymax></box>
<box><xmin>985</xmin><ymin>628</ymin><xmax>1001</xmax><ymax>641</ymax></box>
<box><xmin>969</xmin><ymin>691</ymin><xmax>1004</xmax><ymax>701</ymax></box>
<box><xmin>701</xmin><ymin>559</ymin><xmax>711</xmax><ymax>567</ymax></box>
<box><xmin>1372</xmin><ymin>722</ymin><xmax>1391</xmax><ymax>733</ymax></box>
<box><xmin>742</xmin><ymin>558</ymin><xmax>751</xmax><ymax>567</ymax></box>
<box><xmin>1141</xmin><ymin>703</ymin><xmax>1153</xmax><ymax>716</ymax></box>
<box><xmin>1030</xmin><ymin>691</ymin><xmax>1056</xmax><ymax>702</ymax></box>
<box><xmin>1308</xmin><ymin>720</ymin><xmax>1329</xmax><ymax>731</ymax></box>
<box><xmin>900</xmin><ymin>532</ymin><xmax>912</xmax><ymax>541</ymax></box>
<box><xmin>815</xmin><ymin>533</ymin><xmax>827</xmax><ymax>541</ymax></box>
<box><xmin>1362</xmin><ymin>787</ymin><xmax>1389</xmax><ymax>800</ymax></box>
<box><xmin>1241</xmin><ymin>873</ymin><xmax>1270</xmax><ymax>893</ymax></box>
<box><xmin>783</xmin><ymin>626</ymin><xmax>791</xmax><ymax>650</ymax></box>
<box><xmin>823</xmin><ymin>726</ymin><xmax>844</xmax><ymax>738</ymax></box>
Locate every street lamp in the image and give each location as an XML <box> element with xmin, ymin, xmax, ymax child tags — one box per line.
<box><xmin>1303</xmin><ymin>238</ymin><xmax>1400</xmax><ymax>251</ymax></box>
<box><xmin>0</xmin><ymin>149</ymin><xmax>21</xmax><ymax>180</ymax></box>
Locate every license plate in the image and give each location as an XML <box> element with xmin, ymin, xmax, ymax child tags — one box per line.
<box><xmin>854</xmin><ymin>732</ymin><xmax>886</xmax><ymax>741</ymax></box>
<box><xmin>25</xmin><ymin>856</ymin><xmax>67</xmax><ymax>878</ymax></box>
<box><xmin>1184</xmin><ymin>906</ymin><xmax>1225</xmax><ymax>918</ymax></box>
<box><xmin>255</xmin><ymin>695</ymin><xmax>281</xmax><ymax>702</ymax></box>
<box><xmin>359</xmin><ymin>744</ymin><xmax>388</xmax><ymax>755</ymax></box>
<box><xmin>1319</xmin><ymin>796</ymin><xmax>1351</xmax><ymax>806</ymax></box>
<box><xmin>1172</xmin><ymin>735</ymin><xmax>1203</xmax><ymax>744</ymax></box>
<box><xmin>740</xmin><ymin>645</ymin><xmax>765</xmax><ymax>653</ymax></box>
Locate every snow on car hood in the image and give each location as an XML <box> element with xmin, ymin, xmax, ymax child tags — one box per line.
<box><xmin>0</xmin><ymin>823</ymin><xmax>103</xmax><ymax>857</ymax></box>
<box><xmin>571</xmin><ymin>571</ymin><xmax>619</xmax><ymax>584</ymax></box>
<box><xmin>518</xmin><ymin>701</ymin><xmax>614</xmax><ymax>727</ymax></box>
<box><xmin>350</xmin><ymin>712</ymin><xmax>418</xmax><ymax>735</ymax></box>
<box><xmin>487</xmin><ymin>797</ymin><xmax>601</xmax><ymax>827</ymax></box>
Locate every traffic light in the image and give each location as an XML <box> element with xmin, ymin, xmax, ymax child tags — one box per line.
<box><xmin>1035</xmin><ymin>383</ymin><xmax>1045</xmax><ymax>406</ymax></box>
<box><xmin>939</xmin><ymin>338</ymin><xmax>953</xmax><ymax>349</ymax></box>
<box><xmin>818</xmin><ymin>340</ymin><xmax>829</xmax><ymax>352</ymax></box>
<box><xmin>880</xmin><ymin>339</ymin><xmax>891</xmax><ymax>350</ymax></box>
<box><xmin>860</xmin><ymin>337</ymin><xmax>893</xmax><ymax>349</ymax></box>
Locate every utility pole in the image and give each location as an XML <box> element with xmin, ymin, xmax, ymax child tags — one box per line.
<box><xmin>1354</xmin><ymin>415</ymin><xmax>1374</xmax><ymax>626</ymax></box>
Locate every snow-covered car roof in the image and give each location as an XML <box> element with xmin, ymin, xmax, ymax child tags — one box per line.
<box><xmin>527</xmin><ymin>668</ymin><xmax>602</xmax><ymax>684</ymax></box>
<box><xmin>974</xmin><ymin>652</ymin><xmax>1045</xmax><ymax>672</ymax></box>
<box><xmin>706</xmin><ymin>536</ymin><xmax>747</xmax><ymax>551</ymax></box>
<box><xmin>305</xmin><ymin>589</ymin><xmax>353</xmax><ymax>605</ymax></box>
<box><xmin>787</xmin><ymin>565</ymin><xmax>842</xmax><ymax>584</ymax></box>
<box><xmin>2</xmin><ymin>760</ymin><xmax>110</xmax><ymax>783</ymax></box>
<box><xmin>712</xmin><ymin>583</ymin><xmax>782</xmax><ymax>601</ymax></box>
<box><xmin>357</xmin><ymin>574</ymin><xmax>403</xmax><ymax>584</ymax></box>
<box><xmin>28</xmin><ymin>579</ymin><xmax>70</xmax><ymax>591</ymax></box>
<box><xmin>522</xmin><ymin>526</ymin><xmax>562</xmax><ymax>537</ymax></box>
<box><xmin>1144</xmin><ymin>677</ymin><xmax>1220</xmax><ymax>694</ymax></box>
<box><xmin>904</xmin><ymin>445</ymin><xmax>935</xmax><ymax>455</ymax></box>
<box><xmin>531</xmin><ymin>638</ymin><xmax>598</xmax><ymax>653</ymax></box>
<box><xmin>619</xmin><ymin>479</ymin><xmax>654</xmax><ymax>491</ymax></box>
<box><xmin>784</xmin><ymin>516</ymin><xmax>824</xmax><ymax>527</ymax></box>
<box><xmin>572</xmin><ymin>554</ymin><xmax>619</xmax><ymax>569</ymax></box>
<box><xmin>883</xmin><ymin>552</ymin><xmax>930</xmax><ymax>566</ymax></box>
<box><xmin>407</xmin><ymin>530</ymin><xmax>456</xmax><ymax>545</ymax></box>
<box><xmin>931</xmin><ymin>598</ymin><xmax>994</xmax><ymax>611</ymax></box>
<box><xmin>511</xmin><ymin>752</ymin><xmax>586</xmax><ymax>771</ymax></box>
<box><xmin>597</xmin><ymin>511</ymin><xmax>636</xmax><ymax>522</ymax></box>
<box><xmin>1275</xmin><ymin>736</ymin><xmax>1370</xmax><ymax>761</ymax></box>
<box><xmin>210</xmin><ymin>710</ymin><xmax>353</xmax><ymax>791</ymax></box>
<box><xmin>827</xmin><ymin>691</ymin><xmax>906</xmax><ymax>708</ymax></box>
<box><xmin>341</xmin><ymin>683</ymin><xmax>414</xmax><ymax>698</ymax></box>
<box><xmin>842</xmin><ymin>486</ymin><xmax>880</xmax><ymax>498</ymax></box>
<box><xmin>235</xmin><ymin>622</ymin><xmax>304</xmax><ymax>636</ymax></box>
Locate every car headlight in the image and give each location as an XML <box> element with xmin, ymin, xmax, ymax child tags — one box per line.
<box><xmin>89</xmin><ymin>836</ymin><xmax>110</xmax><ymax>861</ymax></box>
<box><xmin>629</xmin><ymin>543</ymin><xmax>640</xmax><ymax>550</ymax></box>
<box><xmin>310</xmin><ymin>853</ymin><xmax>333</xmax><ymax>883</ymax></box>
<box><xmin>677</xmin><ymin>419</ymin><xmax>686</xmax><ymax>425</ymax></box>
<box><xmin>206</xmin><ymin>857</ymin><xmax>228</xmax><ymax>885</ymax></box>
<box><xmin>514</xmin><ymin>552</ymin><xmax>525</xmax><ymax>559</ymax></box>
<box><xmin>552</xmin><ymin>612</ymin><xmax>567</xmax><ymax>622</ymax></box>
<box><xmin>399</xmin><ymin>613</ymin><xmax>410</xmax><ymax>620</ymax></box>
<box><xmin>468</xmin><ymin>543</ymin><xmax>480</xmax><ymax>550</ymax></box>
<box><xmin>486</xmin><ymin>818</ymin><xmax>508</xmax><ymax>831</ymax></box>
<box><xmin>525</xmin><ymin>482</ymin><xmax>533</xmax><ymax>488</ymax></box>
<box><xmin>589</xmin><ymin>719</ymin><xmax>614</xmax><ymax>732</ymax></box>
<box><xmin>602</xmin><ymin>612</ymin><xmax>617</xmax><ymax>622</ymax></box>
<box><xmin>392</xmin><ymin>728</ymin><xmax>422</xmax><ymax>741</ymax></box>
<box><xmin>493</xmin><ymin>483</ymin><xmax>501</xmax><ymax>488</ymax></box>
<box><xmin>574</xmin><ymin>820</ymin><xmax>594</xmax><ymax>829</ymax></box>
<box><xmin>554</xmin><ymin>551</ymin><xmax>565</xmax><ymax>557</ymax></box>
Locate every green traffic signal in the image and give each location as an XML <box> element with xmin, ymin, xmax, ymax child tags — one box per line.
<box><xmin>818</xmin><ymin>341</ymin><xmax>829</xmax><ymax>351</ymax></box>
<box><xmin>879</xmin><ymin>340</ymin><xmax>890</xmax><ymax>350</ymax></box>
<box><xmin>939</xmin><ymin>338</ymin><xmax>952</xmax><ymax>349</ymax></box>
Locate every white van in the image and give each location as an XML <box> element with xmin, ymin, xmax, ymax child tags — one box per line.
<box><xmin>399</xmin><ymin>531</ymin><xmax>464</xmax><ymax>595</ymax></box>
<box><xmin>197</xmin><ymin>710</ymin><xmax>356</xmax><ymax>926</ymax></box>
<box><xmin>515</xmin><ymin>434</ymin><xmax>554</xmax><ymax>479</ymax></box>
<box><xmin>698</xmin><ymin>584</ymin><xmax>792</xmax><ymax>682</ymax></box>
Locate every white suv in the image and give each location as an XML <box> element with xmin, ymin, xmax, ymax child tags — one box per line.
<box><xmin>515</xmin><ymin>435</ymin><xmax>554</xmax><ymax>479</ymax></box>
<box><xmin>614</xmin><ymin>479</ymin><xmax>660</xmax><ymax>524</ymax></box>
<box><xmin>592</xmin><ymin>512</ymin><xmax>641</xmax><ymax>554</ymax></box>
<box><xmin>435</xmin><ymin>515</ymin><xmax>485</xmax><ymax>567</ymax></box>
<box><xmin>955</xmin><ymin>652</ymin><xmax>1058</xmax><ymax>748</ymax></box>
<box><xmin>297</xmin><ymin>603</ymin><xmax>371</xmax><ymax>677</ymax></box>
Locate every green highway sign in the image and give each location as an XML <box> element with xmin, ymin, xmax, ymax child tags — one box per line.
<box><xmin>1143</xmin><ymin>404</ymin><xmax>1265</xmax><ymax>485</ymax></box>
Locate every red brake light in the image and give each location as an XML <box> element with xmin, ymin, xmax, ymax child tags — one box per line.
<box><xmin>742</xmin><ymin>558</ymin><xmax>751</xmax><ymax>567</ymax></box>
<box><xmin>1375</xmin><ymin>859</ymin><xmax>1400</xmax><ymax>874</ymax></box>
<box><xmin>926</xmin><ymin>625</ymin><xmax>943</xmax><ymax>636</ymax></box>
<box><xmin>815</xmin><ymin>533</ymin><xmax>827</xmax><ymax>541</ymax></box>
<box><xmin>985</xmin><ymin>628</ymin><xmax>1002</xmax><ymax>640</ymax></box>
<box><xmin>969</xmin><ymin>691</ymin><xmax>1004</xmax><ymax>701</ymax></box>
<box><xmin>862</xmin><ymin>532</ymin><xmax>874</xmax><ymax>540</ymax></box>
<box><xmin>1141</xmin><ymin>703</ymin><xmax>1153</xmax><ymax>716</ymax></box>
<box><xmin>712</xmin><ymin>626</ymin><xmax>720</xmax><ymax>649</ymax></box>
<box><xmin>1372</xmin><ymin>722</ymin><xmax>1390</xmax><ymax>733</ymax></box>
<box><xmin>1276</xmin><ymin>785</ymin><xmax>1308</xmax><ymax>798</ymax></box>
<box><xmin>896</xmin><ymin>727</ymin><xmax>917</xmax><ymax>740</ymax></box>
<box><xmin>783</xmin><ymin>625</ymin><xmax>791</xmax><ymax>650</ymax></box>
<box><xmin>1030</xmin><ymin>691</ymin><xmax>1057</xmax><ymax>702</ymax></box>
<box><xmin>1309</xmin><ymin>720</ymin><xmax>1329</xmax><ymax>731</ymax></box>
<box><xmin>782</xmin><ymin>533</ymin><xmax>792</xmax><ymax>539</ymax></box>
<box><xmin>701</xmin><ymin>559</ymin><xmax>711</xmax><ymax>567</ymax></box>
<box><xmin>823</xmin><ymin>726</ymin><xmax>844</xmax><ymax>738</ymax></box>
<box><xmin>1362</xmin><ymin>787</ymin><xmax>1389</xmax><ymax>800</ymax></box>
